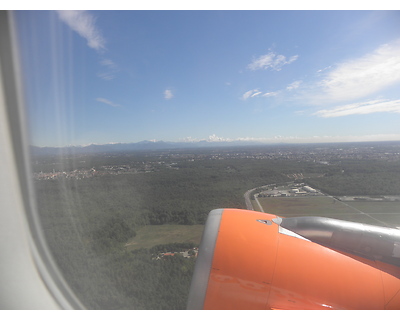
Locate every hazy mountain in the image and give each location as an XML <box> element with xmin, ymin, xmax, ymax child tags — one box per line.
<box><xmin>30</xmin><ymin>139</ymin><xmax>267</xmax><ymax>155</ymax></box>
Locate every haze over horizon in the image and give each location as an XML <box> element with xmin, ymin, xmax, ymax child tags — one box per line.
<box><xmin>15</xmin><ymin>10</ymin><xmax>400</xmax><ymax>147</ymax></box>
<box><xmin>30</xmin><ymin>136</ymin><xmax>400</xmax><ymax>150</ymax></box>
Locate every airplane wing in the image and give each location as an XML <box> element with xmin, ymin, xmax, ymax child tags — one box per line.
<box><xmin>187</xmin><ymin>208</ymin><xmax>400</xmax><ymax>310</ymax></box>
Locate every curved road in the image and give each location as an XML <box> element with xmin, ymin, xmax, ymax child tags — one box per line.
<box><xmin>244</xmin><ymin>184</ymin><xmax>275</xmax><ymax>211</ymax></box>
<box><xmin>244</xmin><ymin>188</ymin><xmax>256</xmax><ymax>210</ymax></box>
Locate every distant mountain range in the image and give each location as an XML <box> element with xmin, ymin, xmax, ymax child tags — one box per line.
<box><xmin>29</xmin><ymin>139</ymin><xmax>400</xmax><ymax>156</ymax></box>
<box><xmin>30</xmin><ymin>139</ymin><xmax>269</xmax><ymax>155</ymax></box>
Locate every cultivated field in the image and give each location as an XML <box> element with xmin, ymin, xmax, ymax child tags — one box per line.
<box><xmin>343</xmin><ymin>200</ymin><xmax>400</xmax><ymax>227</ymax></box>
<box><xmin>252</xmin><ymin>196</ymin><xmax>400</xmax><ymax>228</ymax></box>
<box><xmin>253</xmin><ymin>196</ymin><xmax>357</xmax><ymax>216</ymax></box>
<box><xmin>344</xmin><ymin>200</ymin><xmax>400</xmax><ymax>214</ymax></box>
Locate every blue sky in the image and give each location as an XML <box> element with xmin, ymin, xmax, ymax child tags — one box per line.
<box><xmin>14</xmin><ymin>10</ymin><xmax>400</xmax><ymax>147</ymax></box>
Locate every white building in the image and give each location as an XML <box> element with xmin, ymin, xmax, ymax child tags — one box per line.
<box><xmin>303</xmin><ymin>186</ymin><xmax>317</xmax><ymax>193</ymax></box>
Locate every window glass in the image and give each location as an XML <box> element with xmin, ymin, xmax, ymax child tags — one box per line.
<box><xmin>15</xmin><ymin>10</ymin><xmax>400</xmax><ymax>309</ymax></box>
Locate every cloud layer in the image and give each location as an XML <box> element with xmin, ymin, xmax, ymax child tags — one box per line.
<box><xmin>319</xmin><ymin>40</ymin><xmax>400</xmax><ymax>102</ymax></box>
<box><xmin>180</xmin><ymin>133</ymin><xmax>400</xmax><ymax>144</ymax></box>
<box><xmin>314</xmin><ymin>99</ymin><xmax>400</xmax><ymax>118</ymax></box>
<box><xmin>301</xmin><ymin>39</ymin><xmax>400</xmax><ymax>119</ymax></box>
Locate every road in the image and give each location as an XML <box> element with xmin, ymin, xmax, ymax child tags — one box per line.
<box><xmin>254</xmin><ymin>193</ymin><xmax>264</xmax><ymax>212</ymax></box>
<box><xmin>244</xmin><ymin>188</ymin><xmax>256</xmax><ymax>210</ymax></box>
<box><xmin>244</xmin><ymin>184</ymin><xmax>276</xmax><ymax>211</ymax></box>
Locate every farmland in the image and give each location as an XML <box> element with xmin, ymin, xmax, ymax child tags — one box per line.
<box><xmin>253</xmin><ymin>195</ymin><xmax>400</xmax><ymax>227</ymax></box>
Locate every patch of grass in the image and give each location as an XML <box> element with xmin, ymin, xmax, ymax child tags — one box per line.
<box><xmin>125</xmin><ymin>224</ymin><xmax>204</xmax><ymax>251</ymax></box>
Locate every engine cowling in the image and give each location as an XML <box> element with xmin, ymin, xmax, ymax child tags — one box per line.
<box><xmin>187</xmin><ymin>208</ymin><xmax>400</xmax><ymax>310</ymax></box>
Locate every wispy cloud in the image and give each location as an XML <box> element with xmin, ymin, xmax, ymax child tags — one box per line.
<box><xmin>57</xmin><ymin>11</ymin><xmax>106</xmax><ymax>51</ymax></box>
<box><xmin>250</xmin><ymin>91</ymin><xmax>262</xmax><ymax>98</ymax></box>
<box><xmin>318</xmin><ymin>39</ymin><xmax>400</xmax><ymax>101</ymax></box>
<box><xmin>317</xmin><ymin>66</ymin><xmax>332</xmax><ymax>73</ymax></box>
<box><xmin>263</xmin><ymin>91</ymin><xmax>279</xmax><ymax>97</ymax></box>
<box><xmin>314</xmin><ymin>99</ymin><xmax>400</xmax><ymax>118</ymax></box>
<box><xmin>286</xmin><ymin>81</ymin><xmax>302</xmax><ymax>91</ymax></box>
<box><xmin>242</xmin><ymin>89</ymin><xmax>262</xmax><ymax>100</ymax></box>
<box><xmin>97</xmin><ymin>59</ymin><xmax>118</xmax><ymax>80</ymax></box>
<box><xmin>164</xmin><ymin>89</ymin><xmax>174</xmax><ymax>100</ymax></box>
<box><xmin>96</xmin><ymin>97</ymin><xmax>120</xmax><ymax>108</ymax></box>
<box><xmin>248</xmin><ymin>51</ymin><xmax>298</xmax><ymax>71</ymax></box>
<box><xmin>242</xmin><ymin>90</ymin><xmax>255</xmax><ymax>100</ymax></box>
<box><xmin>242</xmin><ymin>89</ymin><xmax>279</xmax><ymax>100</ymax></box>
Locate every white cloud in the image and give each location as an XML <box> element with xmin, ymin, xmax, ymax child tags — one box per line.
<box><xmin>97</xmin><ymin>59</ymin><xmax>118</xmax><ymax>80</ymax></box>
<box><xmin>242</xmin><ymin>89</ymin><xmax>258</xmax><ymax>100</ymax></box>
<box><xmin>57</xmin><ymin>10</ymin><xmax>105</xmax><ymax>51</ymax></box>
<box><xmin>96</xmin><ymin>97</ymin><xmax>120</xmax><ymax>107</ymax></box>
<box><xmin>208</xmin><ymin>134</ymin><xmax>230</xmax><ymax>142</ymax></box>
<box><xmin>179</xmin><ymin>137</ymin><xmax>197</xmax><ymax>143</ymax></box>
<box><xmin>313</xmin><ymin>99</ymin><xmax>400</xmax><ymax>118</ymax></box>
<box><xmin>263</xmin><ymin>91</ymin><xmax>279</xmax><ymax>97</ymax></box>
<box><xmin>180</xmin><ymin>133</ymin><xmax>400</xmax><ymax>144</ymax></box>
<box><xmin>242</xmin><ymin>89</ymin><xmax>279</xmax><ymax>100</ymax></box>
<box><xmin>248</xmin><ymin>51</ymin><xmax>298</xmax><ymax>71</ymax></box>
<box><xmin>319</xmin><ymin>39</ymin><xmax>400</xmax><ymax>101</ymax></box>
<box><xmin>286</xmin><ymin>81</ymin><xmax>302</xmax><ymax>91</ymax></box>
<box><xmin>101</xmin><ymin>59</ymin><xmax>113</xmax><ymax>66</ymax></box>
<box><xmin>164</xmin><ymin>89</ymin><xmax>173</xmax><ymax>100</ymax></box>
<box><xmin>317</xmin><ymin>66</ymin><xmax>332</xmax><ymax>73</ymax></box>
<box><xmin>251</xmin><ymin>91</ymin><xmax>262</xmax><ymax>98</ymax></box>
<box><xmin>241</xmin><ymin>89</ymin><xmax>279</xmax><ymax>100</ymax></box>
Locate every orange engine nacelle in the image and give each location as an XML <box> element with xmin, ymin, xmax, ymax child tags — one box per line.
<box><xmin>187</xmin><ymin>208</ymin><xmax>400</xmax><ymax>310</ymax></box>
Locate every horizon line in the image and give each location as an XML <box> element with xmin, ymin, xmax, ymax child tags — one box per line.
<box><xmin>30</xmin><ymin>137</ymin><xmax>400</xmax><ymax>149</ymax></box>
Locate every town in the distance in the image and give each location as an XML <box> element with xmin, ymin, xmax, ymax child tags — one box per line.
<box><xmin>31</xmin><ymin>140</ymin><xmax>400</xmax><ymax>181</ymax></box>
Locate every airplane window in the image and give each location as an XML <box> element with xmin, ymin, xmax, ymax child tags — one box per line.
<box><xmin>7</xmin><ymin>9</ymin><xmax>400</xmax><ymax>310</ymax></box>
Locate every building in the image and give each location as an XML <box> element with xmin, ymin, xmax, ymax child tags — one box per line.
<box><xmin>303</xmin><ymin>186</ymin><xmax>317</xmax><ymax>193</ymax></box>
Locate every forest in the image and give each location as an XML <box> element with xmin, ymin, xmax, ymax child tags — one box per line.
<box><xmin>32</xmin><ymin>143</ymin><xmax>400</xmax><ymax>309</ymax></box>
<box><xmin>305</xmin><ymin>159</ymin><xmax>400</xmax><ymax>196</ymax></box>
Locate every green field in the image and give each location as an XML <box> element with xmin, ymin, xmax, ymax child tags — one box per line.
<box><xmin>343</xmin><ymin>200</ymin><xmax>400</xmax><ymax>214</ymax></box>
<box><xmin>252</xmin><ymin>196</ymin><xmax>400</xmax><ymax>227</ymax></box>
<box><xmin>343</xmin><ymin>201</ymin><xmax>400</xmax><ymax>227</ymax></box>
<box><xmin>254</xmin><ymin>196</ymin><xmax>357</xmax><ymax>216</ymax></box>
<box><xmin>125</xmin><ymin>224</ymin><xmax>204</xmax><ymax>251</ymax></box>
